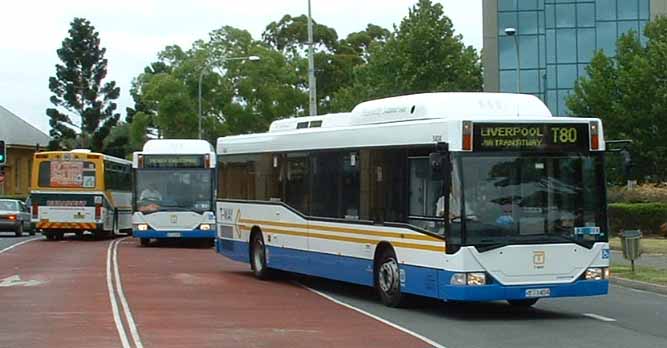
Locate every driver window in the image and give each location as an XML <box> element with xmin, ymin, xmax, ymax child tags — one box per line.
<box><xmin>408</xmin><ymin>158</ymin><xmax>445</xmax><ymax>234</ymax></box>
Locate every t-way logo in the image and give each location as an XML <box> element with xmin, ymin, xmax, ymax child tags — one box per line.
<box><xmin>533</xmin><ymin>251</ymin><xmax>545</xmax><ymax>269</ymax></box>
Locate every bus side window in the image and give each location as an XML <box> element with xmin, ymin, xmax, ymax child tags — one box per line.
<box><xmin>285</xmin><ymin>153</ymin><xmax>310</xmax><ymax>215</ymax></box>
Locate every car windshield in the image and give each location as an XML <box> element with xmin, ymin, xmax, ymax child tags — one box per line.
<box><xmin>453</xmin><ymin>153</ymin><xmax>607</xmax><ymax>249</ymax></box>
<box><xmin>135</xmin><ymin>169</ymin><xmax>213</xmax><ymax>214</ymax></box>
<box><xmin>0</xmin><ymin>200</ymin><xmax>18</xmax><ymax>211</ymax></box>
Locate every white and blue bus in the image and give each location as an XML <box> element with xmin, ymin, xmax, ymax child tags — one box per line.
<box><xmin>132</xmin><ymin>139</ymin><xmax>216</xmax><ymax>246</ymax></box>
<box><xmin>215</xmin><ymin>93</ymin><xmax>610</xmax><ymax>307</ymax></box>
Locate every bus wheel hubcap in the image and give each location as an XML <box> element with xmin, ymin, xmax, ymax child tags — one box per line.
<box><xmin>254</xmin><ymin>240</ymin><xmax>264</xmax><ymax>272</ymax></box>
<box><xmin>379</xmin><ymin>258</ymin><xmax>398</xmax><ymax>293</ymax></box>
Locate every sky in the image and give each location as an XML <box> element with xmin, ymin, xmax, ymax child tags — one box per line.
<box><xmin>0</xmin><ymin>0</ymin><xmax>482</xmax><ymax>135</ymax></box>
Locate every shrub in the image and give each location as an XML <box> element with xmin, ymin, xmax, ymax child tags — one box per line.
<box><xmin>608</xmin><ymin>184</ymin><xmax>667</xmax><ymax>204</ymax></box>
<box><xmin>608</xmin><ymin>203</ymin><xmax>667</xmax><ymax>237</ymax></box>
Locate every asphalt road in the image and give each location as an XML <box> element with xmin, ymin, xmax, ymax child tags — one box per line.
<box><xmin>0</xmin><ymin>230</ymin><xmax>40</xmax><ymax>252</ymax></box>
<box><xmin>301</xmin><ymin>276</ymin><xmax>667</xmax><ymax>348</ymax></box>
<box><xmin>2</xmin><ymin>233</ymin><xmax>666</xmax><ymax>348</ymax></box>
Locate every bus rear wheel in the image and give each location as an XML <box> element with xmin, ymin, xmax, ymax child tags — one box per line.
<box><xmin>140</xmin><ymin>238</ymin><xmax>150</xmax><ymax>247</ymax></box>
<box><xmin>375</xmin><ymin>248</ymin><xmax>405</xmax><ymax>307</ymax></box>
<box><xmin>250</xmin><ymin>233</ymin><xmax>271</xmax><ymax>280</ymax></box>
<box><xmin>508</xmin><ymin>299</ymin><xmax>539</xmax><ymax>307</ymax></box>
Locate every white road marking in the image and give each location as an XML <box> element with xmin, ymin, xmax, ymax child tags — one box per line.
<box><xmin>298</xmin><ymin>283</ymin><xmax>448</xmax><ymax>348</ymax></box>
<box><xmin>112</xmin><ymin>237</ymin><xmax>144</xmax><ymax>348</ymax></box>
<box><xmin>0</xmin><ymin>275</ymin><xmax>45</xmax><ymax>287</ymax></box>
<box><xmin>107</xmin><ymin>239</ymin><xmax>131</xmax><ymax>348</ymax></box>
<box><xmin>0</xmin><ymin>237</ymin><xmax>41</xmax><ymax>255</ymax></box>
<box><xmin>583</xmin><ymin>313</ymin><xmax>617</xmax><ymax>322</ymax></box>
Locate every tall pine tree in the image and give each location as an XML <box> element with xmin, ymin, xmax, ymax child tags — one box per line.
<box><xmin>46</xmin><ymin>17</ymin><xmax>120</xmax><ymax>151</ymax></box>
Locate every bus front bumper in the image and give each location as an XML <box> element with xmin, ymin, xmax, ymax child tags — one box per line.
<box><xmin>441</xmin><ymin>279</ymin><xmax>608</xmax><ymax>301</ymax></box>
<box><xmin>132</xmin><ymin>229</ymin><xmax>215</xmax><ymax>239</ymax></box>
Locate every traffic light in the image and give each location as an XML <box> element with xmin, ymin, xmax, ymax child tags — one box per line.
<box><xmin>0</xmin><ymin>140</ymin><xmax>5</xmax><ymax>165</ymax></box>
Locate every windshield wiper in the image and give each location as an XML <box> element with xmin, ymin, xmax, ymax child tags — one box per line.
<box><xmin>472</xmin><ymin>239</ymin><xmax>512</xmax><ymax>252</ymax></box>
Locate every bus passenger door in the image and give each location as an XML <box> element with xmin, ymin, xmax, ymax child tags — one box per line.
<box><xmin>266</xmin><ymin>153</ymin><xmax>310</xmax><ymax>273</ymax></box>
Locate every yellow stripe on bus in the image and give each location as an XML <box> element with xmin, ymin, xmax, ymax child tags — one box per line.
<box><xmin>238</xmin><ymin>224</ymin><xmax>446</xmax><ymax>253</ymax></box>
<box><xmin>238</xmin><ymin>218</ymin><xmax>442</xmax><ymax>242</ymax></box>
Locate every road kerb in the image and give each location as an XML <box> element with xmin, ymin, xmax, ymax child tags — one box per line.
<box><xmin>610</xmin><ymin>276</ymin><xmax>667</xmax><ymax>295</ymax></box>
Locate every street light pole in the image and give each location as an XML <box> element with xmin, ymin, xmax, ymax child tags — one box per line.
<box><xmin>198</xmin><ymin>65</ymin><xmax>207</xmax><ymax>140</ymax></box>
<box><xmin>198</xmin><ymin>55</ymin><xmax>260</xmax><ymax>139</ymax></box>
<box><xmin>307</xmin><ymin>0</ymin><xmax>317</xmax><ymax>116</ymax></box>
<box><xmin>505</xmin><ymin>27</ymin><xmax>520</xmax><ymax>93</ymax></box>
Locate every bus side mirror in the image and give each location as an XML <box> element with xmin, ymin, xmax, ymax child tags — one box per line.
<box><xmin>429</xmin><ymin>153</ymin><xmax>443</xmax><ymax>180</ymax></box>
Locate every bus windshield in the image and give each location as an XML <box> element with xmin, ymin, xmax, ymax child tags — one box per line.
<box><xmin>453</xmin><ymin>153</ymin><xmax>607</xmax><ymax>249</ymax></box>
<box><xmin>135</xmin><ymin>169</ymin><xmax>213</xmax><ymax>214</ymax></box>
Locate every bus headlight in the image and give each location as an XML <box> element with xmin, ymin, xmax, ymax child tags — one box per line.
<box><xmin>200</xmin><ymin>224</ymin><xmax>213</xmax><ymax>231</ymax></box>
<box><xmin>450</xmin><ymin>272</ymin><xmax>487</xmax><ymax>286</ymax></box>
<box><xmin>137</xmin><ymin>224</ymin><xmax>148</xmax><ymax>231</ymax></box>
<box><xmin>450</xmin><ymin>273</ymin><xmax>467</xmax><ymax>285</ymax></box>
<box><xmin>585</xmin><ymin>267</ymin><xmax>607</xmax><ymax>280</ymax></box>
<box><xmin>467</xmin><ymin>272</ymin><xmax>486</xmax><ymax>286</ymax></box>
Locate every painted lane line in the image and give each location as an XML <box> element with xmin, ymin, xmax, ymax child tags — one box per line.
<box><xmin>107</xmin><ymin>239</ymin><xmax>132</xmax><ymax>348</ymax></box>
<box><xmin>583</xmin><ymin>313</ymin><xmax>617</xmax><ymax>322</ymax></box>
<box><xmin>298</xmin><ymin>283</ymin><xmax>448</xmax><ymax>348</ymax></box>
<box><xmin>0</xmin><ymin>237</ymin><xmax>42</xmax><ymax>255</ymax></box>
<box><xmin>113</xmin><ymin>237</ymin><xmax>144</xmax><ymax>348</ymax></box>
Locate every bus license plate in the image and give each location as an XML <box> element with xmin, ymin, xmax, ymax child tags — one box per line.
<box><xmin>167</xmin><ymin>232</ymin><xmax>182</xmax><ymax>237</ymax></box>
<box><xmin>526</xmin><ymin>288</ymin><xmax>550</xmax><ymax>298</ymax></box>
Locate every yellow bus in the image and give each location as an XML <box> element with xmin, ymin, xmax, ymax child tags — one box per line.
<box><xmin>29</xmin><ymin>150</ymin><xmax>133</xmax><ymax>240</ymax></box>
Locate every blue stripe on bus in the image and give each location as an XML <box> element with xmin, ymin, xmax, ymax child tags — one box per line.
<box><xmin>216</xmin><ymin>239</ymin><xmax>608</xmax><ymax>301</ymax></box>
<box><xmin>133</xmin><ymin>229</ymin><xmax>215</xmax><ymax>239</ymax></box>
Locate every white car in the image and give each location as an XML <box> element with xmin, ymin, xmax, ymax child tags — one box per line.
<box><xmin>0</xmin><ymin>199</ymin><xmax>34</xmax><ymax>236</ymax></box>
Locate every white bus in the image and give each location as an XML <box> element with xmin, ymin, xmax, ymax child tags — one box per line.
<box><xmin>132</xmin><ymin>139</ymin><xmax>217</xmax><ymax>246</ymax></box>
<box><xmin>30</xmin><ymin>150</ymin><xmax>133</xmax><ymax>240</ymax></box>
<box><xmin>215</xmin><ymin>93</ymin><xmax>610</xmax><ymax>307</ymax></box>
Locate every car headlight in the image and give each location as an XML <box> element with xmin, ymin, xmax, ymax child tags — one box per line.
<box><xmin>450</xmin><ymin>273</ymin><xmax>466</xmax><ymax>285</ymax></box>
<box><xmin>585</xmin><ymin>267</ymin><xmax>606</xmax><ymax>280</ymax></box>
<box><xmin>467</xmin><ymin>272</ymin><xmax>486</xmax><ymax>286</ymax></box>
<box><xmin>137</xmin><ymin>224</ymin><xmax>148</xmax><ymax>231</ymax></box>
<box><xmin>200</xmin><ymin>224</ymin><xmax>213</xmax><ymax>231</ymax></box>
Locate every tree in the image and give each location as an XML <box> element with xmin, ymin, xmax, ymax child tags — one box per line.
<box><xmin>332</xmin><ymin>0</ymin><xmax>483</xmax><ymax>111</ymax></box>
<box><xmin>46</xmin><ymin>17</ymin><xmax>121</xmax><ymax>151</ymax></box>
<box><xmin>567</xmin><ymin>17</ymin><xmax>667</xmax><ymax>180</ymax></box>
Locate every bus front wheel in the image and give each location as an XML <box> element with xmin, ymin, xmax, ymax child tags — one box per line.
<box><xmin>250</xmin><ymin>233</ymin><xmax>271</xmax><ymax>280</ymax></box>
<box><xmin>375</xmin><ymin>248</ymin><xmax>405</xmax><ymax>307</ymax></box>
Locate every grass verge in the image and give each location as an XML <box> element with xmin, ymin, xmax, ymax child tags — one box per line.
<box><xmin>611</xmin><ymin>265</ymin><xmax>667</xmax><ymax>286</ymax></box>
<box><xmin>609</xmin><ymin>237</ymin><xmax>667</xmax><ymax>255</ymax></box>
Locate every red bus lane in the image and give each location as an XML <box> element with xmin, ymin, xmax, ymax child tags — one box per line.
<box><xmin>117</xmin><ymin>240</ymin><xmax>430</xmax><ymax>348</ymax></box>
<box><xmin>0</xmin><ymin>237</ymin><xmax>122</xmax><ymax>348</ymax></box>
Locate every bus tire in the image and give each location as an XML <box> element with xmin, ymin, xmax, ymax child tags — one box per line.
<box><xmin>56</xmin><ymin>231</ymin><xmax>65</xmax><ymax>240</ymax></box>
<box><xmin>112</xmin><ymin>210</ymin><xmax>119</xmax><ymax>236</ymax></box>
<box><xmin>140</xmin><ymin>238</ymin><xmax>150</xmax><ymax>247</ymax></box>
<box><xmin>250</xmin><ymin>232</ymin><xmax>271</xmax><ymax>280</ymax></box>
<box><xmin>375</xmin><ymin>247</ymin><xmax>405</xmax><ymax>307</ymax></box>
<box><xmin>75</xmin><ymin>231</ymin><xmax>84</xmax><ymax>239</ymax></box>
<box><xmin>508</xmin><ymin>299</ymin><xmax>538</xmax><ymax>307</ymax></box>
<box><xmin>94</xmin><ymin>229</ymin><xmax>106</xmax><ymax>240</ymax></box>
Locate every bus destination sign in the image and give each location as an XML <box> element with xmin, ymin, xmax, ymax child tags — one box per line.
<box><xmin>473</xmin><ymin>123</ymin><xmax>589</xmax><ymax>152</ymax></box>
<box><xmin>143</xmin><ymin>155</ymin><xmax>205</xmax><ymax>168</ymax></box>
